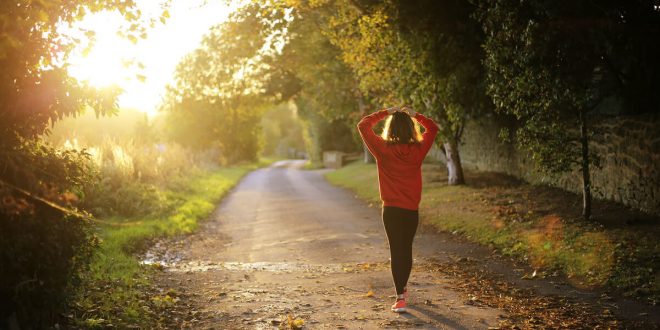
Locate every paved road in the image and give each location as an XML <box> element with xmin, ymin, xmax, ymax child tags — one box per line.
<box><xmin>150</xmin><ymin>160</ymin><xmax>502</xmax><ymax>329</ymax></box>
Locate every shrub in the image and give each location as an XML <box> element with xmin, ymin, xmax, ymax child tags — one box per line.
<box><xmin>77</xmin><ymin>139</ymin><xmax>194</xmax><ymax>218</ymax></box>
<box><xmin>0</xmin><ymin>208</ymin><xmax>96</xmax><ymax>328</ymax></box>
<box><xmin>0</xmin><ymin>142</ymin><xmax>96</xmax><ymax>328</ymax></box>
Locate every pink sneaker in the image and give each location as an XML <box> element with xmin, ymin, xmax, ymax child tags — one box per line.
<box><xmin>391</xmin><ymin>299</ymin><xmax>407</xmax><ymax>313</ymax></box>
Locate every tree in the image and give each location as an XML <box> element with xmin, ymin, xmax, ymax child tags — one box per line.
<box><xmin>0</xmin><ymin>1</ymin><xmax>158</xmax><ymax>326</ymax></box>
<box><xmin>270</xmin><ymin>4</ymin><xmax>365</xmax><ymax>162</ymax></box>
<box><xmin>323</xmin><ymin>0</ymin><xmax>490</xmax><ymax>185</ymax></box>
<box><xmin>160</xmin><ymin>3</ymin><xmax>278</xmax><ymax>163</ymax></box>
<box><xmin>0</xmin><ymin>0</ymin><xmax>162</xmax><ymax>194</ymax></box>
<box><xmin>163</xmin><ymin>1</ymin><xmax>365</xmax><ymax>163</ymax></box>
<box><xmin>260</xmin><ymin>103</ymin><xmax>306</xmax><ymax>158</ymax></box>
<box><xmin>478</xmin><ymin>0</ymin><xmax>660</xmax><ymax>219</ymax></box>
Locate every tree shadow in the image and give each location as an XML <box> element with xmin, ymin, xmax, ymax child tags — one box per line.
<box><xmin>401</xmin><ymin>304</ymin><xmax>471</xmax><ymax>330</ymax></box>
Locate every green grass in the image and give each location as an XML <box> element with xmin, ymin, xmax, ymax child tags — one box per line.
<box><xmin>301</xmin><ymin>160</ymin><xmax>325</xmax><ymax>170</ymax></box>
<box><xmin>326</xmin><ymin>161</ymin><xmax>660</xmax><ymax>304</ymax></box>
<box><xmin>325</xmin><ymin>161</ymin><xmax>380</xmax><ymax>202</ymax></box>
<box><xmin>71</xmin><ymin>165</ymin><xmax>258</xmax><ymax>328</ymax></box>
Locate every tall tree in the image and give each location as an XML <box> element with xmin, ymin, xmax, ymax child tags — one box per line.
<box><xmin>160</xmin><ymin>3</ymin><xmax>278</xmax><ymax>163</ymax></box>
<box><xmin>0</xmin><ymin>1</ymin><xmax>157</xmax><ymax>326</ymax></box>
<box><xmin>478</xmin><ymin>0</ymin><xmax>660</xmax><ymax>219</ymax></box>
<box><xmin>0</xmin><ymin>0</ymin><xmax>159</xmax><ymax>193</ymax></box>
<box><xmin>269</xmin><ymin>4</ymin><xmax>364</xmax><ymax>162</ymax></box>
<box><xmin>324</xmin><ymin>0</ymin><xmax>490</xmax><ymax>185</ymax></box>
<box><xmin>164</xmin><ymin>1</ymin><xmax>365</xmax><ymax>163</ymax></box>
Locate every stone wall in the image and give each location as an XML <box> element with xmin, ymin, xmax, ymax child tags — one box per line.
<box><xmin>448</xmin><ymin>114</ymin><xmax>660</xmax><ymax>216</ymax></box>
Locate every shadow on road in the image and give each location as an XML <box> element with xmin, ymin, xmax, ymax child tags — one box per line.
<box><xmin>406</xmin><ymin>305</ymin><xmax>471</xmax><ymax>330</ymax></box>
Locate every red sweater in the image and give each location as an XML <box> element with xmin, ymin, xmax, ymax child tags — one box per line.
<box><xmin>357</xmin><ymin>110</ymin><xmax>439</xmax><ymax>211</ymax></box>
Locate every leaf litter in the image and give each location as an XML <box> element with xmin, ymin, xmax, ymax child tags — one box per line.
<box><xmin>421</xmin><ymin>257</ymin><xmax>655</xmax><ymax>329</ymax></box>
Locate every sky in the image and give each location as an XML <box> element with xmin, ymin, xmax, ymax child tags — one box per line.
<box><xmin>64</xmin><ymin>0</ymin><xmax>238</xmax><ymax>117</ymax></box>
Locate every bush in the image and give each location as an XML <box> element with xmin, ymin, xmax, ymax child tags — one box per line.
<box><xmin>77</xmin><ymin>139</ymin><xmax>194</xmax><ymax>218</ymax></box>
<box><xmin>0</xmin><ymin>141</ymin><xmax>97</xmax><ymax>328</ymax></box>
<box><xmin>83</xmin><ymin>179</ymin><xmax>175</xmax><ymax>218</ymax></box>
<box><xmin>0</xmin><ymin>197</ymin><xmax>96</xmax><ymax>328</ymax></box>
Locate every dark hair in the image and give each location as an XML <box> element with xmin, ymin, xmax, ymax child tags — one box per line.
<box><xmin>381</xmin><ymin>112</ymin><xmax>422</xmax><ymax>144</ymax></box>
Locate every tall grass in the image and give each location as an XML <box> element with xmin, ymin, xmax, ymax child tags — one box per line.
<box><xmin>61</xmin><ymin>138</ymin><xmax>203</xmax><ymax>218</ymax></box>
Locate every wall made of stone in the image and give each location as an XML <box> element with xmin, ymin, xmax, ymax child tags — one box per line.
<box><xmin>453</xmin><ymin>114</ymin><xmax>660</xmax><ymax>216</ymax></box>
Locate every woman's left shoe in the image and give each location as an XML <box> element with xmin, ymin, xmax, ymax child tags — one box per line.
<box><xmin>391</xmin><ymin>299</ymin><xmax>407</xmax><ymax>313</ymax></box>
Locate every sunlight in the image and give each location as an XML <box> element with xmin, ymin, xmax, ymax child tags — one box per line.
<box><xmin>65</xmin><ymin>11</ymin><xmax>131</xmax><ymax>88</ymax></box>
<box><xmin>63</xmin><ymin>0</ymin><xmax>238</xmax><ymax>117</ymax></box>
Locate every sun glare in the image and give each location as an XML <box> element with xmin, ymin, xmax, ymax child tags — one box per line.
<box><xmin>63</xmin><ymin>0</ymin><xmax>237</xmax><ymax>117</ymax></box>
<box><xmin>66</xmin><ymin>11</ymin><xmax>133</xmax><ymax>88</ymax></box>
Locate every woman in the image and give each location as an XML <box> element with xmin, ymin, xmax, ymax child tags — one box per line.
<box><xmin>357</xmin><ymin>105</ymin><xmax>439</xmax><ymax>313</ymax></box>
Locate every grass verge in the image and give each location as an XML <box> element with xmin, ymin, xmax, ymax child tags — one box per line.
<box><xmin>325</xmin><ymin>161</ymin><xmax>660</xmax><ymax>305</ymax></box>
<box><xmin>301</xmin><ymin>160</ymin><xmax>325</xmax><ymax>170</ymax></box>
<box><xmin>69</xmin><ymin>163</ymin><xmax>264</xmax><ymax>328</ymax></box>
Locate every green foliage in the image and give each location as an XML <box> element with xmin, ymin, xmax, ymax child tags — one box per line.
<box><xmin>326</xmin><ymin>1</ymin><xmax>488</xmax><ymax>133</ymax></box>
<box><xmin>0</xmin><ymin>1</ymin><xmax>134</xmax><ymax>140</ymax></box>
<box><xmin>0</xmin><ymin>208</ymin><xmax>96</xmax><ymax>328</ymax></box>
<box><xmin>0</xmin><ymin>1</ymin><xmax>156</xmax><ymax>325</ymax></box>
<box><xmin>161</xmin><ymin>1</ymin><xmax>365</xmax><ymax>163</ymax></box>
<box><xmin>160</xmin><ymin>3</ymin><xmax>287</xmax><ymax>163</ymax></box>
<box><xmin>47</xmin><ymin>112</ymin><xmax>202</xmax><ymax>218</ymax></box>
<box><xmin>163</xmin><ymin>99</ymin><xmax>263</xmax><ymax>164</ymax></box>
<box><xmin>273</xmin><ymin>4</ymin><xmax>364</xmax><ymax>159</ymax></box>
<box><xmin>479</xmin><ymin>0</ymin><xmax>592</xmax><ymax>174</ymax></box>
<box><xmin>478</xmin><ymin>0</ymin><xmax>660</xmax><ymax>173</ymax></box>
<box><xmin>261</xmin><ymin>103</ymin><xmax>306</xmax><ymax>158</ymax></box>
<box><xmin>1</xmin><ymin>139</ymin><xmax>94</xmax><ymax>193</ymax></box>
<box><xmin>275</xmin><ymin>5</ymin><xmax>359</xmax><ymax>120</ymax></box>
<box><xmin>48</xmin><ymin>109</ymin><xmax>152</xmax><ymax>146</ymax></box>
<box><xmin>317</xmin><ymin>0</ymin><xmax>490</xmax><ymax>183</ymax></box>
<box><xmin>84</xmin><ymin>181</ymin><xmax>174</xmax><ymax>219</ymax></box>
<box><xmin>78</xmin><ymin>141</ymin><xmax>194</xmax><ymax>218</ymax></box>
<box><xmin>0</xmin><ymin>141</ymin><xmax>97</xmax><ymax>328</ymax></box>
<box><xmin>477</xmin><ymin>0</ymin><xmax>660</xmax><ymax>218</ymax></box>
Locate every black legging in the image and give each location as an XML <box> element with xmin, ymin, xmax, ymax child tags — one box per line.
<box><xmin>382</xmin><ymin>206</ymin><xmax>419</xmax><ymax>295</ymax></box>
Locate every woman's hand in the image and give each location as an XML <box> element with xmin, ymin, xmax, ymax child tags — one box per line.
<box><xmin>385</xmin><ymin>106</ymin><xmax>400</xmax><ymax>114</ymax></box>
<box><xmin>401</xmin><ymin>105</ymin><xmax>416</xmax><ymax>117</ymax></box>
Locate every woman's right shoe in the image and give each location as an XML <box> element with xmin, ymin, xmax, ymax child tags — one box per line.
<box><xmin>391</xmin><ymin>299</ymin><xmax>407</xmax><ymax>313</ymax></box>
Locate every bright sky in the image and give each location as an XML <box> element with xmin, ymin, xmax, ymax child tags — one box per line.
<box><xmin>64</xmin><ymin>0</ymin><xmax>238</xmax><ymax>117</ymax></box>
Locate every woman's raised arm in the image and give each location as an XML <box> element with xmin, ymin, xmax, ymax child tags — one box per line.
<box><xmin>413</xmin><ymin>112</ymin><xmax>439</xmax><ymax>156</ymax></box>
<box><xmin>357</xmin><ymin>108</ymin><xmax>396</xmax><ymax>158</ymax></box>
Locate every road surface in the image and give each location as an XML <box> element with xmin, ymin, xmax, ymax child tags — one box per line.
<box><xmin>146</xmin><ymin>160</ymin><xmax>658</xmax><ymax>329</ymax></box>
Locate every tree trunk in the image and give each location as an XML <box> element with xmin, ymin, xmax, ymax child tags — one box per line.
<box><xmin>443</xmin><ymin>138</ymin><xmax>465</xmax><ymax>185</ymax></box>
<box><xmin>579</xmin><ymin>109</ymin><xmax>592</xmax><ymax>220</ymax></box>
<box><xmin>363</xmin><ymin>143</ymin><xmax>375</xmax><ymax>163</ymax></box>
